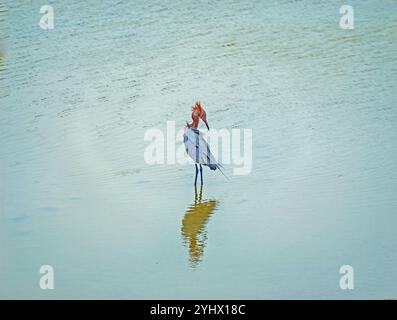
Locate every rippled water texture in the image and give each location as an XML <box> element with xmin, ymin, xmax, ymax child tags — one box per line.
<box><xmin>0</xmin><ymin>0</ymin><xmax>396</xmax><ymax>299</ymax></box>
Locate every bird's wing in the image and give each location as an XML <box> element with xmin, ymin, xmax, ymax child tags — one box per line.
<box><xmin>183</xmin><ymin>128</ymin><xmax>217</xmax><ymax>166</ymax></box>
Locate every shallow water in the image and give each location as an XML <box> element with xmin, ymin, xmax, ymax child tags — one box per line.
<box><xmin>0</xmin><ymin>0</ymin><xmax>396</xmax><ymax>299</ymax></box>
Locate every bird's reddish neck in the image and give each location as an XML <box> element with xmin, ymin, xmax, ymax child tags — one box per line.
<box><xmin>188</xmin><ymin>112</ymin><xmax>200</xmax><ymax>128</ymax></box>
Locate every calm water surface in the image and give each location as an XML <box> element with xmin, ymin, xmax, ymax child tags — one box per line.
<box><xmin>0</xmin><ymin>0</ymin><xmax>396</xmax><ymax>299</ymax></box>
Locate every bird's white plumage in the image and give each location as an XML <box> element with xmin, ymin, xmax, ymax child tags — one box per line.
<box><xmin>183</xmin><ymin>127</ymin><xmax>217</xmax><ymax>167</ymax></box>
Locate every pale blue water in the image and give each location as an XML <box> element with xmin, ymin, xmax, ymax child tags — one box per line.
<box><xmin>0</xmin><ymin>0</ymin><xmax>396</xmax><ymax>299</ymax></box>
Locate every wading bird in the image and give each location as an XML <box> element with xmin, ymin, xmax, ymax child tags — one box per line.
<box><xmin>183</xmin><ymin>101</ymin><xmax>224</xmax><ymax>186</ymax></box>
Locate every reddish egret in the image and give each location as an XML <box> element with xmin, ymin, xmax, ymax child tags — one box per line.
<box><xmin>183</xmin><ymin>101</ymin><xmax>224</xmax><ymax>186</ymax></box>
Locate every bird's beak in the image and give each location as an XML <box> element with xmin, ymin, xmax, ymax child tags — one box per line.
<box><xmin>204</xmin><ymin>120</ymin><xmax>209</xmax><ymax>130</ymax></box>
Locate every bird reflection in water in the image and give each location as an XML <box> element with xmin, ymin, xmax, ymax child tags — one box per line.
<box><xmin>181</xmin><ymin>186</ymin><xmax>217</xmax><ymax>267</ymax></box>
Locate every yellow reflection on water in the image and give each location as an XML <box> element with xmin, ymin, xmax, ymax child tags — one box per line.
<box><xmin>181</xmin><ymin>186</ymin><xmax>217</xmax><ymax>267</ymax></box>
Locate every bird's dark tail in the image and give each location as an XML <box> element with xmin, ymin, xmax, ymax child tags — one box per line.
<box><xmin>205</xmin><ymin>163</ymin><xmax>229</xmax><ymax>180</ymax></box>
<box><xmin>217</xmin><ymin>164</ymin><xmax>229</xmax><ymax>180</ymax></box>
<box><xmin>211</xmin><ymin>163</ymin><xmax>229</xmax><ymax>180</ymax></box>
<box><xmin>208</xmin><ymin>164</ymin><xmax>217</xmax><ymax>170</ymax></box>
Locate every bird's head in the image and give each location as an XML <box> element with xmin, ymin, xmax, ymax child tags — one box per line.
<box><xmin>192</xmin><ymin>100</ymin><xmax>209</xmax><ymax>130</ymax></box>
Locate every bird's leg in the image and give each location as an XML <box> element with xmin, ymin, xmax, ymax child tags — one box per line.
<box><xmin>200</xmin><ymin>164</ymin><xmax>203</xmax><ymax>186</ymax></box>
<box><xmin>194</xmin><ymin>164</ymin><xmax>199</xmax><ymax>186</ymax></box>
